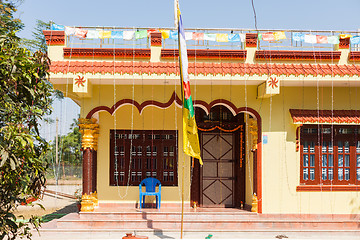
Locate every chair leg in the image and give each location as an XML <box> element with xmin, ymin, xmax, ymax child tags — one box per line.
<box><xmin>142</xmin><ymin>196</ymin><xmax>146</xmax><ymax>208</ymax></box>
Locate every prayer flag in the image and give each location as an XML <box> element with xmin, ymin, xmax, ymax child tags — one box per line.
<box><xmin>327</xmin><ymin>36</ymin><xmax>339</xmax><ymax>44</ymax></box>
<box><xmin>239</xmin><ymin>33</ymin><xmax>246</xmax><ymax>42</ymax></box>
<box><xmin>87</xmin><ymin>30</ymin><xmax>99</xmax><ymax>39</ymax></box>
<box><xmin>99</xmin><ymin>30</ymin><xmax>111</xmax><ymax>39</ymax></box>
<box><xmin>192</xmin><ymin>32</ymin><xmax>204</xmax><ymax>41</ymax></box>
<box><xmin>316</xmin><ymin>35</ymin><xmax>328</xmax><ymax>44</ymax></box>
<box><xmin>123</xmin><ymin>31</ymin><xmax>135</xmax><ymax>40</ymax></box>
<box><xmin>111</xmin><ymin>31</ymin><xmax>123</xmax><ymax>39</ymax></box>
<box><xmin>204</xmin><ymin>33</ymin><xmax>216</xmax><ymax>41</ymax></box>
<box><xmin>177</xmin><ymin>7</ymin><xmax>202</xmax><ymax>165</ymax></box>
<box><xmin>65</xmin><ymin>26</ymin><xmax>76</xmax><ymax>36</ymax></box>
<box><xmin>292</xmin><ymin>32</ymin><xmax>305</xmax><ymax>42</ymax></box>
<box><xmin>274</xmin><ymin>31</ymin><xmax>286</xmax><ymax>40</ymax></box>
<box><xmin>228</xmin><ymin>34</ymin><xmax>241</xmax><ymax>42</ymax></box>
<box><xmin>147</xmin><ymin>29</ymin><xmax>158</xmax><ymax>37</ymax></box>
<box><xmin>160</xmin><ymin>29</ymin><xmax>170</xmax><ymax>39</ymax></box>
<box><xmin>339</xmin><ymin>34</ymin><xmax>352</xmax><ymax>39</ymax></box>
<box><xmin>262</xmin><ymin>32</ymin><xmax>275</xmax><ymax>41</ymax></box>
<box><xmin>135</xmin><ymin>30</ymin><xmax>147</xmax><ymax>39</ymax></box>
<box><xmin>304</xmin><ymin>34</ymin><xmax>317</xmax><ymax>44</ymax></box>
<box><xmin>74</xmin><ymin>28</ymin><xmax>88</xmax><ymax>39</ymax></box>
<box><xmin>51</xmin><ymin>24</ymin><xmax>65</xmax><ymax>31</ymax></box>
<box><xmin>216</xmin><ymin>33</ymin><xmax>229</xmax><ymax>42</ymax></box>
<box><xmin>351</xmin><ymin>36</ymin><xmax>360</xmax><ymax>45</ymax></box>
<box><xmin>169</xmin><ymin>30</ymin><xmax>178</xmax><ymax>40</ymax></box>
<box><xmin>185</xmin><ymin>32</ymin><xmax>193</xmax><ymax>40</ymax></box>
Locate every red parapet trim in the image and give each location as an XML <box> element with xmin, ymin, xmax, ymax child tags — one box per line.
<box><xmin>161</xmin><ymin>49</ymin><xmax>247</xmax><ymax>60</ymax></box>
<box><xmin>246</xmin><ymin>33</ymin><xmax>258</xmax><ymax>48</ymax></box>
<box><xmin>151</xmin><ymin>32</ymin><xmax>162</xmax><ymax>46</ymax></box>
<box><xmin>256</xmin><ymin>50</ymin><xmax>341</xmax><ymax>61</ymax></box>
<box><xmin>339</xmin><ymin>38</ymin><xmax>350</xmax><ymax>49</ymax></box>
<box><xmin>43</xmin><ymin>30</ymin><xmax>65</xmax><ymax>46</ymax></box>
<box><xmin>63</xmin><ymin>48</ymin><xmax>151</xmax><ymax>59</ymax></box>
<box><xmin>297</xmin><ymin>185</ymin><xmax>360</xmax><ymax>191</ymax></box>
<box><xmin>349</xmin><ymin>52</ymin><xmax>360</xmax><ymax>62</ymax></box>
<box><xmin>289</xmin><ymin>109</ymin><xmax>360</xmax><ymax>124</ymax></box>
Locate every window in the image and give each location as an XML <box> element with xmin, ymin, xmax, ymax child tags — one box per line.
<box><xmin>300</xmin><ymin>125</ymin><xmax>360</xmax><ymax>185</ymax></box>
<box><xmin>110</xmin><ymin>130</ymin><xmax>178</xmax><ymax>186</ymax></box>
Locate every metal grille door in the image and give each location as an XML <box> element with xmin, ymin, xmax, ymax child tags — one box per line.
<box><xmin>201</xmin><ymin>133</ymin><xmax>234</xmax><ymax>207</ymax></box>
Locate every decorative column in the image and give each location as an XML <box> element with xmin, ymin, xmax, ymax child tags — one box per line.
<box><xmin>78</xmin><ymin>118</ymin><xmax>99</xmax><ymax>211</ymax></box>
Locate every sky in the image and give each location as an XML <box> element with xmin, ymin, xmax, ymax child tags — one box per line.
<box><xmin>14</xmin><ymin>0</ymin><xmax>360</xmax><ymax>140</ymax></box>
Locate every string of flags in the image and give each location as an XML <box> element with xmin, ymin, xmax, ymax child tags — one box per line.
<box><xmin>51</xmin><ymin>24</ymin><xmax>360</xmax><ymax>45</ymax></box>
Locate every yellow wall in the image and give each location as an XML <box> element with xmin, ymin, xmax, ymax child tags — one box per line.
<box><xmin>73</xmin><ymin>83</ymin><xmax>360</xmax><ymax>213</ymax></box>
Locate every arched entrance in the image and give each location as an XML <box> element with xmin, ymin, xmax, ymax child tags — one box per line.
<box><xmin>191</xmin><ymin>105</ymin><xmax>261</xmax><ymax>210</ymax></box>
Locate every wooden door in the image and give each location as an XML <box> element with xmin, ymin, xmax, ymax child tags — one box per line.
<box><xmin>200</xmin><ymin>132</ymin><xmax>236</xmax><ymax>207</ymax></box>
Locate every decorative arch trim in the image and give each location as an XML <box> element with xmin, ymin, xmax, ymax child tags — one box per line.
<box><xmin>86</xmin><ymin>91</ymin><xmax>262</xmax><ymax>213</ymax></box>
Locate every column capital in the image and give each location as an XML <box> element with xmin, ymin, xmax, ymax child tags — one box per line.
<box><xmin>78</xmin><ymin>118</ymin><xmax>99</xmax><ymax>151</ymax></box>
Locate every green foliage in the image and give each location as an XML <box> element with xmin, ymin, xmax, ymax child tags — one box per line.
<box><xmin>0</xmin><ymin>0</ymin><xmax>53</xmax><ymax>239</ymax></box>
<box><xmin>22</xmin><ymin>20</ymin><xmax>51</xmax><ymax>53</ymax></box>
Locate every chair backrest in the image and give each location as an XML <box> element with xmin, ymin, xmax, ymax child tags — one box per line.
<box><xmin>140</xmin><ymin>178</ymin><xmax>161</xmax><ymax>192</ymax></box>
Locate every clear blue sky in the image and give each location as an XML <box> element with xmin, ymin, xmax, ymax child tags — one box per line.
<box><xmin>15</xmin><ymin>0</ymin><xmax>360</xmax><ymax>140</ymax></box>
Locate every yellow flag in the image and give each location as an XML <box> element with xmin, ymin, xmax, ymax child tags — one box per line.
<box><xmin>274</xmin><ymin>31</ymin><xmax>286</xmax><ymax>40</ymax></box>
<box><xmin>160</xmin><ymin>29</ymin><xmax>170</xmax><ymax>39</ymax></box>
<box><xmin>216</xmin><ymin>33</ymin><xmax>228</xmax><ymax>42</ymax></box>
<box><xmin>339</xmin><ymin>34</ymin><xmax>352</xmax><ymax>39</ymax></box>
<box><xmin>99</xmin><ymin>30</ymin><xmax>111</xmax><ymax>39</ymax></box>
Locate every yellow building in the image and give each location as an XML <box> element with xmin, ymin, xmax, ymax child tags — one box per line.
<box><xmin>44</xmin><ymin>28</ymin><xmax>360</xmax><ymax>214</ymax></box>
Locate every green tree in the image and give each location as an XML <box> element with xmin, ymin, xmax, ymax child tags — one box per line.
<box><xmin>22</xmin><ymin>20</ymin><xmax>51</xmax><ymax>53</ymax></box>
<box><xmin>0</xmin><ymin>1</ymin><xmax>53</xmax><ymax>239</ymax></box>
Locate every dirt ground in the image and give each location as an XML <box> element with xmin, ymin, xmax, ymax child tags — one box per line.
<box><xmin>14</xmin><ymin>183</ymin><xmax>81</xmax><ymax>219</ymax></box>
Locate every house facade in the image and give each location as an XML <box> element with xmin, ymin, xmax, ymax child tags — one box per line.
<box><xmin>44</xmin><ymin>28</ymin><xmax>360</xmax><ymax>214</ymax></box>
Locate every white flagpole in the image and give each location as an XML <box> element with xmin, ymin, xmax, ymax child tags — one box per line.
<box><xmin>174</xmin><ymin>0</ymin><xmax>179</xmax><ymax>28</ymax></box>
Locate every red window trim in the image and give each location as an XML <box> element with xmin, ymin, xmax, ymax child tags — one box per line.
<box><xmin>300</xmin><ymin>125</ymin><xmax>360</xmax><ymax>186</ymax></box>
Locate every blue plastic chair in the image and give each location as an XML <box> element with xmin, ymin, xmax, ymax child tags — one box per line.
<box><xmin>139</xmin><ymin>178</ymin><xmax>161</xmax><ymax>209</ymax></box>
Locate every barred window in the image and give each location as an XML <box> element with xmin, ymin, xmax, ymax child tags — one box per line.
<box><xmin>110</xmin><ymin>130</ymin><xmax>178</xmax><ymax>186</ymax></box>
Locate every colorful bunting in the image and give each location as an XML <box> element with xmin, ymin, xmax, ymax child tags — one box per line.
<box><xmin>216</xmin><ymin>33</ymin><xmax>228</xmax><ymax>42</ymax></box>
<box><xmin>327</xmin><ymin>36</ymin><xmax>339</xmax><ymax>44</ymax></box>
<box><xmin>160</xmin><ymin>29</ymin><xmax>170</xmax><ymax>39</ymax></box>
<box><xmin>204</xmin><ymin>33</ymin><xmax>216</xmax><ymax>41</ymax></box>
<box><xmin>339</xmin><ymin>34</ymin><xmax>352</xmax><ymax>39</ymax></box>
<box><xmin>51</xmin><ymin>24</ymin><xmax>65</xmax><ymax>31</ymax></box>
<box><xmin>123</xmin><ymin>31</ymin><xmax>135</xmax><ymax>40</ymax></box>
<box><xmin>87</xmin><ymin>30</ymin><xmax>99</xmax><ymax>39</ymax></box>
<box><xmin>185</xmin><ymin>32</ymin><xmax>193</xmax><ymax>41</ymax></box>
<box><xmin>351</xmin><ymin>36</ymin><xmax>360</xmax><ymax>45</ymax></box>
<box><xmin>274</xmin><ymin>31</ymin><xmax>286</xmax><ymax>40</ymax></box>
<box><xmin>262</xmin><ymin>32</ymin><xmax>275</xmax><ymax>41</ymax></box>
<box><xmin>292</xmin><ymin>32</ymin><xmax>305</xmax><ymax>42</ymax></box>
<box><xmin>169</xmin><ymin>30</ymin><xmax>178</xmax><ymax>40</ymax></box>
<box><xmin>316</xmin><ymin>35</ymin><xmax>328</xmax><ymax>44</ymax></box>
<box><xmin>111</xmin><ymin>31</ymin><xmax>123</xmax><ymax>39</ymax></box>
<box><xmin>65</xmin><ymin>26</ymin><xmax>76</xmax><ymax>36</ymax></box>
<box><xmin>99</xmin><ymin>30</ymin><xmax>111</xmax><ymax>39</ymax></box>
<box><xmin>304</xmin><ymin>34</ymin><xmax>317</xmax><ymax>44</ymax></box>
<box><xmin>192</xmin><ymin>32</ymin><xmax>204</xmax><ymax>41</ymax></box>
<box><xmin>74</xmin><ymin>28</ymin><xmax>88</xmax><ymax>39</ymax></box>
<box><xmin>228</xmin><ymin>34</ymin><xmax>240</xmax><ymax>42</ymax></box>
<box><xmin>147</xmin><ymin>29</ymin><xmax>158</xmax><ymax>37</ymax></box>
<box><xmin>135</xmin><ymin>30</ymin><xmax>147</xmax><ymax>39</ymax></box>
